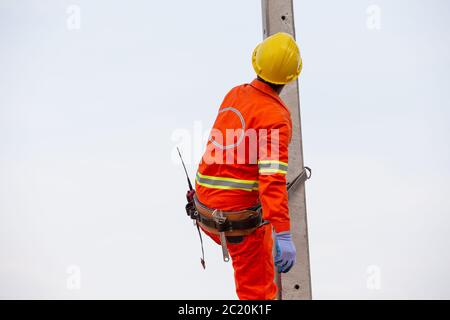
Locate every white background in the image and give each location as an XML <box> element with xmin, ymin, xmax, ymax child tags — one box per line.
<box><xmin>1</xmin><ymin>0</ymin><xmax>449</xmax><ymax>299</ymax></box>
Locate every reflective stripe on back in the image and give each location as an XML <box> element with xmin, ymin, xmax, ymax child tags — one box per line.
<box><xmin>196</xmin><ymin>172</ymin><xmax>258</xmax><ymax>192</ymax></box>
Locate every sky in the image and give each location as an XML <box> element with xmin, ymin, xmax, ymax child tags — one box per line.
<box><xmin>0</xmin><ymin>0</ymin><xmax>449</xmax><ymax>299</ymax></box>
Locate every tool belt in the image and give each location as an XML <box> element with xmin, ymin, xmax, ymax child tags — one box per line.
<box><xmin>188</xmin><ymin>195</ymin><xmax>266</xmax><ymax>262</ymax></box>
<box><xmin>184</xmin><ymin>167</ymin><xmax>312</xmax><ymax>267</ymax></box>
<box><xmin>193</xmin><ymin>196</ymin><xmax>265</xmax><ymax>237</ymax></box>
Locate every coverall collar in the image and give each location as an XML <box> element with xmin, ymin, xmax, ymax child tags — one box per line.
<box><xmin>249</xmin><ymin>79</ymin><xmax>290</xmax><ymax>112</ymax></box>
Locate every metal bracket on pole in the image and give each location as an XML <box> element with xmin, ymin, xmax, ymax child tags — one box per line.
<box><xmin>261</xmin><ymin>0</ymin><xmax>312</xmax><ymax>300</ymax></box>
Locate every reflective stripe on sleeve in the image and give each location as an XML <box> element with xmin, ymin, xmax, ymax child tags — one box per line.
<box><xmin>258</xmin><ymin>160</ymin><xmax>288</xmax><ymax>175</ymax></box>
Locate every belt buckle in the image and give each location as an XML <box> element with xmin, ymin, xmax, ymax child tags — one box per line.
<box><xmin>212</xmin><ymin>209</ymin><xmax>226</xmax><ymax>225</ymax></box>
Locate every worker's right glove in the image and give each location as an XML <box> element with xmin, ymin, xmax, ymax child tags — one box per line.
<box><xmin>274</xmin><ymin>232</ymin><xmax>296</xmax><ymax>273</ymax></box>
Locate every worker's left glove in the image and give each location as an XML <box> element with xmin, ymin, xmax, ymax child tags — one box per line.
<box><xmin>274</xmin><ymin>232</ymin><xmax>296</xmax><ymax>273</ymax></box>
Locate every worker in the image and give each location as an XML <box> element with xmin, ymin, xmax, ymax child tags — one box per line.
<box><xmin>194</xmin><ymin>32</ymin><xmax>302</xmax><ymax>300</ymax></box>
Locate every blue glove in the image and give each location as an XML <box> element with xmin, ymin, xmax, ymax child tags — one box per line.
<box><xmin>274</xmin><ymin>232</ymin><xmax>296</xmax><ymax>273</ymax></box>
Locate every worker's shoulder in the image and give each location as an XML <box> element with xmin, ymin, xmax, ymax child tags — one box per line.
<box><xmin>224</xmin><ymin>82</ymin><xmax>249</xmax><ymax>95</ymax></box>
<box><xmin>251</xmin><ymin>95</ymin><xmax>291</xmax><ymax>127</ymax></box>
<box><xmin>220</xmin><ymin>83</ymin><xmax>248</xmax><ymax>104</ymax></box>
<box><xmin>223</xmin><ymin>83</ymin><xmax>290</xmax><ymax>125</ymax></box>
<box><xmin>257</xmin><ymin>103</ymin><xmax>291</xmax><ymax>130</ymax></box>
<box><xmin>237</xmin><ymin>83</ymin><xmax>290</xmax><ymax>127</ymax></box>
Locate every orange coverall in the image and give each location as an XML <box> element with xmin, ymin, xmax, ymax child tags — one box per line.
<box><xmin>195</xmin><ymin>78</ymin><xmax>292</xmax><ymax>300</ymax></box>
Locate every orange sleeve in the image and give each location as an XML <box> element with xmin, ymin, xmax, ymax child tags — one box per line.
<box><xmin>258</xmin><ymin>119</ymin><xmax>291</xmax><ymax>233</ymax></box>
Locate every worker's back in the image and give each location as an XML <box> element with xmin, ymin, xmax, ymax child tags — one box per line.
<box><xmin>195</xmin><ymin>78</ymin><xmax>292</xmax><ymax>214</ymax></box>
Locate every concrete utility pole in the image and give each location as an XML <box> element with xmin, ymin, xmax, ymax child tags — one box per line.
<box><xmin>261</xmin><ymin>0</ymin><xmax>312</xmax><ymax>300</ymax></box>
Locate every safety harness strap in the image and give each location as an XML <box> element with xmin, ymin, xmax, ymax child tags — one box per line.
<box><xmin>196</xmin><ymin>210</ymin><xmax>263</xmax><ymax>232</ymax></box>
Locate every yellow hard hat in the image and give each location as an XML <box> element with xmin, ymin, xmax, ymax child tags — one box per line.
<box><xmin>252</xmin><ymin>32</ymin><xmax>302</xmax><ymax>85</ymax></box>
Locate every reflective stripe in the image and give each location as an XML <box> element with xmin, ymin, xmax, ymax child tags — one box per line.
<box><xmin>196</xmin><ymin>172</ymin><xmax>258</xmax><ymax>192</ymax></box>
<box><xmin>258</xmin><ymin>160</ymin><xmax>288</xmax><ymax>174</ymax></box>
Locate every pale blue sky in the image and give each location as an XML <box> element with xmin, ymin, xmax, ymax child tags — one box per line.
<box><xmin>1</xmin><ymin>0</ymin><xmax>449</xmax><ymax>299</ymax></box>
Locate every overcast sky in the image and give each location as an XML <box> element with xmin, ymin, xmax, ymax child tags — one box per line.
<box><xmin>1</xmin><ymin>0</ymin><xmax>449</xmax><ymax>299</ymax></box>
